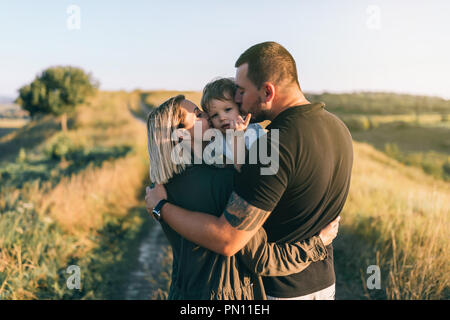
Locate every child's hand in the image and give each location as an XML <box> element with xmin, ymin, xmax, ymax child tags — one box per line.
<box><xmin>229</xmin><ymin>114</ymin><xmax>251</xmax><ymax>167</ymax></box>
<box><xmin>230</xmin><ymin>114</ymin><xmax>252</xmax><ymax>131</ymax></box>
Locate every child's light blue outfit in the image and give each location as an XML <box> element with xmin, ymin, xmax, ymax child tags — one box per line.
<box><xmin>223</xmin><ymin>123</ymin><xmax>267</xmax><ymax>162</ymax></box>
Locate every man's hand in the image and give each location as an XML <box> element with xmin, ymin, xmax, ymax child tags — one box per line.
<box><xmin>318</xmin><ymin>216</ymin><xmax>341</xmax><ymax>246</ymax></box>
<box><xmin>145</xmin><ymin>184</ymin><xmax>168</xmax><ymax>214</ymax></box>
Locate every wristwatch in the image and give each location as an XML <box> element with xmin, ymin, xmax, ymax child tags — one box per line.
<box><xmin>152</xmin><ymin>199</ymin><xmax>168</xmax><ymax>221</ymax></box>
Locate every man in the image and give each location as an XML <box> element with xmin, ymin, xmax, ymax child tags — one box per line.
<box><xmin>146</xmin><ymin>41</ymin><xmax>353</xmax><ymax>299</ymax></box>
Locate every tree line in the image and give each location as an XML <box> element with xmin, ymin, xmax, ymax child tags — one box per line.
<box><xmin>15</xmin><ymin>66</ymin><xmax>450</xmax><ymax>132</ymax></box>
<box><xmin>306</xmin><ymin>92</ymin><xmax>450</xmax><ymax>115</ymax></box>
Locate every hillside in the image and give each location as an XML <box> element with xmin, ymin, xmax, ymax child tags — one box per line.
<box><xmin>1</xmin><ymin>90</ymin><xmax>448</xmax><ymax>300</ymax></box>
<box><xmin>0</xmin><ymin>91</ymin><xmax>151</xmax><ymax>299</ymax></box>
<box><xmin>134</xmin><ymin>91</ymin><xmax>450</xmax><ymax>299</ymax></box>
<box><xmin>138</xmin><ymin>90</ymin><xmax>450</xmax><ymax>115</ymax></box>
<box><xmin>335</xmin><ymin>141</ymin><xmax>449</xmax><ymax>299</ymax></box>
<box><xmin>306</xmin><ymin>92</ymin><xmax>450</xmax><ymax>115</ymax></box>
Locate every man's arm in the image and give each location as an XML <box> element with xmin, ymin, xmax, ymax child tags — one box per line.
<box><xmin>146</xmin><ymin>186</ymin><xmax>270</xmax><ymax>256</ymax></box>
<box><xmin>239</xmin><ymin>216</ymin><xmax>339</xmax><ymax>276</ymax></box>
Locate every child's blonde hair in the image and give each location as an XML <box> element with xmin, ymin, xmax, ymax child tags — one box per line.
<box><xmin>200</xmin><ymin>77</ymin><xmax>237</xmax><ymax>113</ymax></box>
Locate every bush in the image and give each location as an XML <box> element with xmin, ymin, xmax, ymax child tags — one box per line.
<box><xmin>442</xmin><ymin>161</ymin><xmax>450</xmax><ymax>180</ymax></box>
<box><xmin>403</xmin><ymin>153</ymin><xmax>423</xmax><ymax>167</ymax></box>
<box><xmin>44</xmin><ymin>133</ymin><xmax>78</xmax><ymax>160</ymax></box>
<box><xmin>342</xmin><ymin>116</ymin><xmax>371</xmax><ymax>131</ymax></box>
<box><xmin>386</xmin><ymin>148</ymin><xmax>448</xmax><ymax>180</ymax></box>
<box><xmin>17</xmin><ymin>148</ymin><xmax>27</xmax><ymax>163</ymax></box>
<box><xmin>384</xmin><ymin>143</ymin><xmax>402</xmax><ymax>161</ymax></box>
<box><xmin>367</xmin><ymin>116</ymin><xmax>380</xmax><ymax>129</ymax></box>
<box><xmin>422</xmin><ymin>160</ymin><xmax>443</xmax><ymax>178</ymax></box>
<box><xmin>396</xmin><ymin>121</ymin><xmax>416</xmax><ymax>129</ymax></box>
<box><xmin>16</xmin><ymin>66</ymin><xmax>98</xmax><ymax>132</ymax></box>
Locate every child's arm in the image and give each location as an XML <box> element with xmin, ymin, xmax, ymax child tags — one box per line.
<box><xmin>229</xmin><ymin>114</ymin><xmax>251</xmax><ymax>172</ymax></box>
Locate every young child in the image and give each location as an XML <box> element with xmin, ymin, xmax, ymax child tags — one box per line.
<box><xmin>200</xmin><ymin>77</ymin><xmax>266</xmax><ymax>169</ymax></box>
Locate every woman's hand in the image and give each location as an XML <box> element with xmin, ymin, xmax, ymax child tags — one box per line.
<box><xmin>145</xmin><ymin>184</ymin><xmax>167</xmax><ymax>213</ymax></box>
<box><xmin>319</xmin><ymin>216</ymin><xmax>341</xmax><ymax>246</ymax></box>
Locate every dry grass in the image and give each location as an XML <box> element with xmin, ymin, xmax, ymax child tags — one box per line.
<box><xmin>136</xmin><ymin>91</ymin><xmax>450</xmax><ymax>300</ymax></box>
<box><xmin>0</xmin><ymin>118</ymin><xmax>30</xmax><ymax>128</ymax></box>
<box><xmin>0</xmin><ymin>90</ymin><xmax>150</xmax><ymax>299</ymax></box>
<box><xmin>363</xmin><ymin>113</ymin><xmax>443</xmax><ymax>126</ymax></box>
<box><xmin>350</xmin><ymin>123</ymin><xmax>450</xmax><ymax>155</ymax></box>
<box><xmin>341</xmin><ymin>142</ymin><xmax>449</xmax><ymax>299</ymax></box>
<box><xmin>2</xmin><ymin>89</ymin><xmax>448</xmax><ymax>300</ymax></box>
<box><xmin>0</xmin><ymin>115</ymin><xmax>61</xmax><ymax>161</ymax></box>
<box><xmin>41</xmin><ymin>153</ymin><xmax>147</xmax><ymax>235</ymax></box>
<box><xmin>140</xmin><ymin>90</ymin><xmax>202</xmax><ymax>108</ymax></box>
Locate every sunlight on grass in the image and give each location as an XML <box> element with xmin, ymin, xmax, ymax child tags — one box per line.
<box><xmin>342</xmin><ymin>142</ymin><xmax>449</xmax><ymax>299</ymax></box>
<box><xmin>0</xmin><ymin>91</ymin><xmax>150</xmax><ymax>299</ymax></box>
<box><xmin>1</xmin><ymin>90</ymin><xmax>449</xmax><ymax>300</ymax></box>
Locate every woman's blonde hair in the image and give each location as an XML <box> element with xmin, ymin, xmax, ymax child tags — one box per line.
<box><xmin>146</xmin><ymin>95</ymin><xmax>187</xmax><ymax>184</ymax></box>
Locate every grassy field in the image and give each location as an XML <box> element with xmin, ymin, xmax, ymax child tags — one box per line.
<box><xmin>334</xmin><ymin>142</ymin><xmax>449</xmax><ymax>299</ymax></box>
<box><xmin>0</xmin><ymin>91</ymin><xmax>152</xmax><ymax>299</ymax></box>
<box><xmin>147</xmin><ymin>139</ymin><xmax>450</xmax><ymax>300</ymax></box>
<box><xmin>0</xmin><ymin>119</ymin><xmax>29</xmax><ymax>139</ymax></box>
<box><xmin>1</xmin><ymin>90</ymin><xmax>449</xmax><ymax>300</ymax></box>
<box><xmin>306</xmin><ymin>92</ymin><xmax>450</xmax><ymax>115</ymax></box>
<box><xmin>339</xmin><ymin>115</ymin><xmax>450</xmax><ymax>181</ymax></box>
<box><xmin>140</xmin><ymin>90</ymin><xmax>202</xmax><ymax>108</ymax></box>
<box><xmin>326</xmin><ymin>97</ymin><xmax>449</xmax><ymax>299</ymax></box>
<box><xmin>135</xmin><ymin>91</ymin><xmax>450</xmax><ymax>300</ymax></box>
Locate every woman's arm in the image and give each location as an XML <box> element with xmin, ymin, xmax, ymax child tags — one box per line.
<box><xmin>238</xmin><ymin>217</ymin><xmax>339</xmax><ymax>277</ymax></box>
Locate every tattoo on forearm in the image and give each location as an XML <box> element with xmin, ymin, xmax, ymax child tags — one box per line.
<box><xmin>224</xmin><ymin>192</ymin><xmax>270</xmax><ymax>231</ymax></box>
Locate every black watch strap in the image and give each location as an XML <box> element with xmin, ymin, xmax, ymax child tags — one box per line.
<box><xmin>152</xmin><ymin>199</ymin><xmax>168</xmax><ymax>221</ymax></box>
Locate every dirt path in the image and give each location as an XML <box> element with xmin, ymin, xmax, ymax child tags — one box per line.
<box><xmin>122</xmin><ymin>221</ymin><xmax>170</xmax><ymax>300</ymax></box>
<box><xmin>121</xmin><ymin>100</ymin><xmax>171</xmax><ymax>300</ymax></box>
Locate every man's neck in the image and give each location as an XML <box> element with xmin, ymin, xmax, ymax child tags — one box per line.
<box><xmin>268</xmin><ymin>88</ymin><xmax>310</xmax><ymax>121</ymax></box>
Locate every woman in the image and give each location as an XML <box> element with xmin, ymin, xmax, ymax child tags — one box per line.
<box><xmin>146</xmin><ymin>94</ymin><xmax>340</xmax><ymax>299</ymax></box>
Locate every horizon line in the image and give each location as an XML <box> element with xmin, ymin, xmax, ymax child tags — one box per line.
<box><xmin>1</xmin><ymin>89</ymin><xmax>449</xmax><ymax>102</ymax></box>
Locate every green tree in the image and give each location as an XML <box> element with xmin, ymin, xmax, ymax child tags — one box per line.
<box><xmin>16</xmin><ymin>66</ymin><xmax>98</xmax><ymax>131</ymax></box>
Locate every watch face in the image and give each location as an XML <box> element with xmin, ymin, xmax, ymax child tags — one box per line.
<box><xmin>152</xmin><ymin>200</ymin><xmax>166</xmax><ymax>221</ymax></box>
<box><xmin>152</xmin><ymin>208</ymin><xmax>160</xmax><ymax>220</ymax></box>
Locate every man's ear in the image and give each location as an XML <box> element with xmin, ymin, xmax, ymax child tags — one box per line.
<box><xmin>261</xmin><ymin>82</ymin><xmax>275</xmax><ymax>103</ymax></box>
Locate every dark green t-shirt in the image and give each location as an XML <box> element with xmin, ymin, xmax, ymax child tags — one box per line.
<box><xmin>162</xmin><ymin>165</ymin><xmax>249</xmax><ymax>299</ymax></box>
<box><xmin>234</xmin><ymin>102</ymin><xmax>353</xmax><ymax>297</ymax></box>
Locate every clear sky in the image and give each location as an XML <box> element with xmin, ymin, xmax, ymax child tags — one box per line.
<box><xmin>1</xmin><ymin>0</ymin><xmax>449</xmax><ymax>99</ymax></box>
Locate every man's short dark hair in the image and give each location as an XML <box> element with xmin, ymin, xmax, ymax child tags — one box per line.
<box><xmin>201</xmin><ymin>77</ymin><xmax>237</xmax><ymax>113</ymax></box>
<box><xmin>235</xmin><ymin>41</ymin><xmax>300</xmax><ymax>89</ymax></box>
